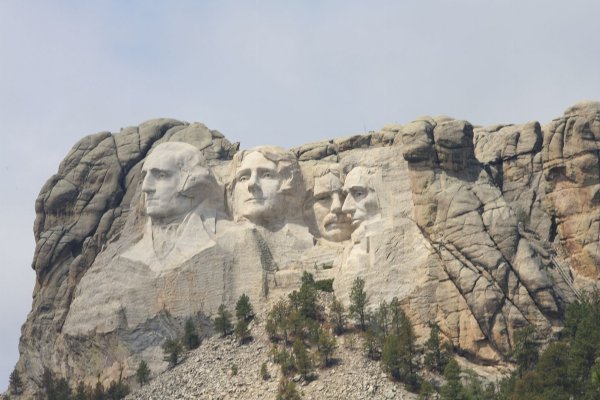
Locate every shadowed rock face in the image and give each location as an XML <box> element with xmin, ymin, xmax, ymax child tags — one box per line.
<box><xmin>542</xmin><ymin>102</ymin><xmax>600</xmax><ymax>279</ymax></box>
<box><xmin>14</xmin><ymin>103</ymin><xmax>599</xmax><ymax>396</ymax></box>
<box><xmin>401</xmin><ymin>117</ymin><xmax>567</xmax><ymax>357</ymax></box>
<box><xmin>19</xmin><ymin>120</ymin><xmax>239</xmax><ymax>392</ymax></box>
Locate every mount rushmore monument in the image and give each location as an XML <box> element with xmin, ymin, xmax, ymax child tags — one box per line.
<box><xmin>13</xmin><ymin>101</ymin><xmax>600</xmax><ymax>392</ymax></box>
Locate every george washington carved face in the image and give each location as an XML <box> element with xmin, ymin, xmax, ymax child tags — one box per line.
<box><xmin>141</xmin><ymin>142</ymin><xmax>219</xmax><ymax>224</ymax></box>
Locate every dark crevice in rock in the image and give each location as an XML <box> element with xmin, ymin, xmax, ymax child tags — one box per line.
<box><xmin>549</xmin><ymin>216</ymin><xmax>558</xmax><ymax>244</ymax></box>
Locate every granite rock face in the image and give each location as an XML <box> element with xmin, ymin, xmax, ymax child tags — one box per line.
<box><xmin>14</xmin><ymin>102</ymin><xmax>600</xmax><ymax>395</ymax></box>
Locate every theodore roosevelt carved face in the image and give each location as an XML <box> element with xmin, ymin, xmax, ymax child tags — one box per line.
<box><xmin>231</xmin><ymin>146</ymin><xmax>298</xmax><ymax>226</ymax></box>
<box><xmin>141</xmin><ymin>142</ymin><xmax>220</xmax><ymax>224</ymax></box>
<box><xmin>342</xmin><ymin>166</ymin><xmax>381</xmax><ymax>231</ymax></box>
<box><xmin>311</xmin><ymin>166</ymin><xmax>352</xmax><ymax>242</ymax></box>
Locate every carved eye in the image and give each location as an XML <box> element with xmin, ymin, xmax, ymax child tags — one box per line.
<box><xmin>352</xmin><ymin>189</ymin><xmax>366</xmax><ymax>199</ymax></box>
<box><xmin>157</xmin><ymin>171</ymin><xmax>168</xmax><ymax>179</ymax></box>
<box><xmin>238</xmin><ymin>175</ymin><xmax>249</xmax><ymax>182</ymax></box>
<box><xmin>315</xmin><ymin>193</ymin><xmax>330</xmax><ymax>202</ymax></box>
<box><xmin>262</xmin><ymin>171</ymin><xmax>273</xmax><ymax>179</ymax></box>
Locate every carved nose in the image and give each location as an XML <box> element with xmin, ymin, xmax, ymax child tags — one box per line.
<box><xmin>341</xmin><ymin>194</ymin><xmax>355</xmax><ymax>214</ymax></box>
<box><xmin>141</xmin><ymin>176</ymin><xmax>154</xmax><ymax>193</ymax></box>
<box><xmin>247</xmin><ymin>174</ymin><xmax>259</xmax><ymax>191</ymax></box>
<box><xmin>331</xmin><ymin>192</ymin><xmax>342</xmax><ymax>213</ymax></box>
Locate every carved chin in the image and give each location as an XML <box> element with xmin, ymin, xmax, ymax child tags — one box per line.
<box><xmin>238</xmin><ymin>203</ymin><xmax>275</xmax><ymax>222</ymax></box>
<box><xmin>321</xmin><ymin>229</ymin><xmax>351</xmax><ymax>242</ymax></box>
<box><xmin>320</xmin><ymin>222</ymin><xmax>352</xmax><ymax>242</ymax></box>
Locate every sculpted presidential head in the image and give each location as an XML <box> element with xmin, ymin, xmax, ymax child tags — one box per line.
<box><xmin>230</xmin><ymin>146</ymin><xmax>299</xmax><ymax>226</ymax></box>
<box><xmin>308</xmin><ymin>165</ymin><xmax>352</xmax><ymax>242</ymax></box>
<box><xmin>142</xmin><ymin>142</ymin><xmax>222</xmax><ymax>224</ymax></box>
<box><xmin>342</xmin><ymin>166</ymin><xmax>381</xmax><ymax>231</ymax></box>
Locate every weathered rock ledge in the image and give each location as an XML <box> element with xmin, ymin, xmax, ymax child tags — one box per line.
<box><xmin>8</xmin><ymin>101</ymin><xmax>600</xmax><ymax>398</ymax></box>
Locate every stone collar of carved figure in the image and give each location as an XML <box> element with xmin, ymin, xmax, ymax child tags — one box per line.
<box><xmin>233</xmin><ymin>151</ymin><xmax>283</xmax><ymax>225</ymax></box>
<box><xmin>122</xmin><ymin>207</ymin><xmax>216</xmax><ymax>273</ymax></box>
<box><xmin>341</xmin><ymin>167</ymin><xmax>380</xmax><ymax>231</ymax></box>
<box><xmin>312</xmin><ymin>172</ymin><xmax>352</xmax><ymax>242</ymax></box>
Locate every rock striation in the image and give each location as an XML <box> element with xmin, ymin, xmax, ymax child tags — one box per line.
<box><xmin>12</xmin><ymin>101</ymin><xmax>600</xmax><ymax>397</ymax></box>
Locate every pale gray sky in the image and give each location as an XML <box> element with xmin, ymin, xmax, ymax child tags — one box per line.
<box><xmin>1</xmin><ymin>0</ymin><xmax>599</xmax><ymax>391</ymax></box>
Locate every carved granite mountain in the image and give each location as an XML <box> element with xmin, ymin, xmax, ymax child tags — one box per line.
<box><xmin>12</xmin><ymin>101</ymin><xmax>600</xmax><ymax>397</ymax></box>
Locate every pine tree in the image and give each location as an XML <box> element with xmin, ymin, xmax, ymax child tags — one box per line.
<box><xmin>106</xmin><ymin>380</ymin><xmax>130</xmax><ymax>399</ymax></box>
<box><xmin>329</xmin><ymin>295</ymin><xmax>346</xmax><ymax>335</ymax></box>
<box><xmin>214</xmin><ymin>304</ymin><xmax>233</xmax><ymax>337</ymax></box>
<box><xmin>424</xmin><ymin>322</ymin><xmax>449</xmax><ymax>373</ymax></box>
<box><xmin>93</xmin><ymin>378</ymin><xmax>105</xmax><ymax>400</ymax></box>
<box><xmin>382</xmin><ymin>334</ymin><xmax>403</xmax><ymax>379</ymax></box>
<box><xmin>42</xmin><ymin>367</ymin><xmax>56</xmax><ymax>400</ymax></box>
<box><xmin>276</xmin><ymin>376</ymin><xmax>302</xmax><ymax>400</ymax></box>
<box><xmin>9</xmin><ymin>368</ymin><xmax>23</xmax><ymax>395</ymax></box>
<box><xmin>463</xmin><ymin>369</ymin><xmax>494</xmax><ymax>400</ymax></box>
<box><xmin>260</xmin><ymin>362</ymin><xmax>270</xmax><ymax>380</ymax></box>
<box><xmin>277</xmin><ymin>346</ymin><xmax>295</xmax><ymax>376</ymax></box>
<box><xmin>162</xmin><ymin>338</ymin><xmax>184</xmax><ymax>367</ymax></box>
<box><xmin>381</xmin><ymin>309</ymin><xmax>419</xmax><ymax>390</ymax></box>
<box><xmin>440</xmin><ymin>359</ymin><xmax>465</xmax><ymax>400</ymax></box>
<box><xmin>512</xmin><ymin>325</ymin><xmax>539</xmax><ymax>378</ymax></box>
<box><xmin>54</xmin><ymin>377</ymin><xmax>72</xmax><ymax>400</ymax></box>
<box><xmin>376</xmin><ymin>300</ymin><xmax>390</xmax><ymax>338</ymax></box>
<box><xmin>235</xmin><ymin>293</ymin><xmax>254</xmax><ymax>322</ymax></box>
<box><xmin>267</xmin><ymin>299</ymin><xmax>291</xmax><ymax>343</ymax></box>
<box><xmin>349</xmin><ymin>277</ymin><xmax>368</xmax><ymax>330</ymax></box>
<box><xmin>418</xmin><ymin>380</ymin><xmax>436</xmax><ymax>400</ymax></box>
<box><xmin>363</xmin><ymin>319</ymin><xmax>381</xmax><ymax>361</ymax></box>
<box><xmin>235</xmin><ymin>318</ymin><xmax>251</xmax><ymax>344</ymax></box>
<box><xmin>136</xmin><ymin>360</ymin><xmax>151</xmax><ymax>386</ymax></box>
<box><xmin>292</xmin><ymin>339</ymin><xmax>313</xmax><ymax>380</ymax></box>
<box><xmin>298</xmin><ymin>272</ymin><xmax>321</xmax><ymax>320</ymax></box>
<box><xmin>183</xmin><ymin>317</ymin><xmax>201</xmax><ymax>350</ymax></box>
<box><xmin>75</xmin><ymin>381</ymin><xmax>93</xmax><ymax>400</ymax></box>
<box><xmin>397</xmin><ymin>307</ymin><xmax>419</xmax><ymax>389</ymax></box>
<box><xmin>287</xmin><ymin>310</ymin><xmax>306</xmax><ymax>340</ymax></box>
<box><xmin>389</xmin><ymin>297</ymin><xmax>403</xmax><ymax>336</ymax></box>
<box><xmin>317</xmin><ymin>329</ymin><xmax>336</xmax><ymax>367</ymax></box>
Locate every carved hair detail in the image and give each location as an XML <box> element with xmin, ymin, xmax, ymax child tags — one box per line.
<box><xmin>229</xmin><ymin>145</ymin><xmax>300</xmax><ymax>194</ymax></box>
<box><xmin>312</xmin><ymin>164</ymin><xmax>342</xmax><ymax>180</ymax></box>
<box><xmin>343</xmin><ymin>165</ymin><xmax>379</xmax><ymax>190</ymax></box>
<box><xmin>148</xmin><ymin>141</ymin><xmax>222</xmax><ymax>203</ymax></box>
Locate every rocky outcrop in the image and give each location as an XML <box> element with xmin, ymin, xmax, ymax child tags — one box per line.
<box><xmin>542</xmin><ymin>102</ymin><xmax>600</xmax><ymax>279</ymax></box>
<box><xmin>123</xmin><ymin>325</ymin><xmax>420</xmax><ymax>400</ymax></box>
<box><xmin>18</xmin><ymin>121</ymin><xmax>238</xmax><ymax>392</ymax></box>
<box><xmin>401</xmin><ymin>117</ymin><xmax>570</xmax><ymax>359</ymax></box>
<box><xmin>12</xmin><ymin>102</ymin><xmax>600</xmax><ymax>397</ymax></box>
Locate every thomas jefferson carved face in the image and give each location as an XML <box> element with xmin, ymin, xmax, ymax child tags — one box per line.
<box><xmin>233</xmin><ymin>151</ymin><xmax>284</xmax><ymax>224</ymax></box>
<box><xmin>312</xmin><ymin>170</ymin><xmax>352</xmax><ymax>242</ymax></box>
<box><xmin>141</xmin><ymin>142</ymin><xmax>214</xmax><ymax>224</ymax></box>
<box><xmin>341</xmin><ymin>167</ymin><xmax>380</xmax><ymax>230</ymax></box>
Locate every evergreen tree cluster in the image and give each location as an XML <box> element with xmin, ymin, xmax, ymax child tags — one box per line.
<box><xmin>213</xmin><ymin>293</ymin><xmax>255</xmax><ymax>344</ymax></box>
<box><xmin>162</xmin><ymin>316</ymin><xmax>204</xmax><ymax>368</ymax></box>
<box><xmin>9</xmin><ymin>368</ymin><xmax>23</xmax><ymax>395</ymax></box>
<box><xmin>266</xmin><ymin>272</ymin><xmax>338</xmax><ymax>381</ymax></box>
<box><xmin>425</xmin><ymin>291</ymin><xmax>600</xmax><ymax>400</ymax></box>
<box><xmin>364</xmin><ymin>297</ymin><xmax>421</xmax><ymax>391</ymax></box>
<box><xmin>494</xmin><ymin>291</ymin><xmax>600</xmax><ymax>400</ymax></box>
<box><xmin>37</xmin><ymin>367</ymin><xmax>130</xmax><ymax>400</ymax></box>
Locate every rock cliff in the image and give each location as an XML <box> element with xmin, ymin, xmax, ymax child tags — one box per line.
<box><xmin>12</xmin><ymin>101</ymin><xmax>600</xmax><ymax>397</ymax></box>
